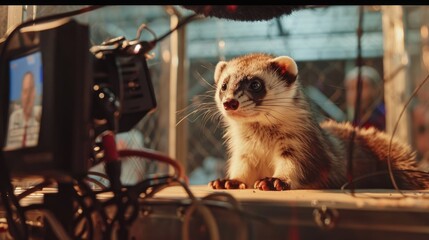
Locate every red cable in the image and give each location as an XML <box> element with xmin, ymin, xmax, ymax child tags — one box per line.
<box><xmin>118</xmin><ymin>149</ymin><xmax>187</xmax><ymax>183</ymax></box>
<box><xmin>101</xmin><ymin>133</ymin><xmax>119</xmax><ymax>163</ymax></box>
<box><xmin>100</xmin><ymin>131</ymin><xmax>188</xmax><ymax>182</ymax></box>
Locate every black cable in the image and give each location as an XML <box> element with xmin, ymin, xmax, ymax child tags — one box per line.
<box><xmin>84</xmin><ymin>176</ymin><xmax>109</xmax><ymax>190</ymax></box>
<box><xmin>139</xmin><ymin>12</ymin><xmax>200</xmax><ymax>54</ymax></box>
<box><xmin>87</xmin><ymin>170</ymin><xmax>110</xmax><ymax>180</ymax></box>
<box><xmin>126</xmin><ymin>175</ymin><xmax>178</xmax><ymax>199</ymax></box>
<box><xmin>20</xmin><ymin>180</ymin><xmax>104</xmax><ymax>239</ymax></box>
<box><xmin>75</xmin><ymin>178</ymin><xmax>110</xmax><ymax>238</ymax></box>
<box><xmin>76</xmin><ymin>178</ymin><xmax>109</xmax><ymax>221</ymax></box>
<box><xmin>387</xmin><ymin>72</ymin><xmax>429</xmax><ymax>195</ymax></box>
<box><xmin>0</xmin><ymin>153</ymin><xmax>29</xmax><ymax>239</ymax></box>
<box><xmin>154</xmin><ymin>13</ymin><xmax>200</xmax><ymax>43</ymax></box>
<box><xmin>346</xmin><ymin>5</ymin><xmax>364</xmax><ymax>196</ymax></box>
<box><xmin>71</xmin><ymin>186</ymin><xmax>95</xmax><ymax>240</ymax></box>
<box><xmin>95</xmin><ymin>175</ymin><xmax>181</xmax><ymax>235</ymax></box>
<box><xmin>19</xmin><ymin>179</ymin><xmax>110</xmax><ymax>239</ymax></box>
<box><xmin>87</xmin><ymin>170</ymin><xmax>110</xmax><ymax>189</ymax></box>
<box><xmin>16</xmin><ymin>179</ymin><xmax>53</xmax><ymax>201</ymax></box>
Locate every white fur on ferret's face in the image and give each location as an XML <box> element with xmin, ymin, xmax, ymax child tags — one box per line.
<box><xmin>214</xmin><ymin>53</ymin><xmax>300</xmax><ymax>125</ymax></box>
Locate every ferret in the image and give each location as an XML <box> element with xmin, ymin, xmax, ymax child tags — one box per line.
<box><xmin>208</xmin><ymin>53</ymin><xmax>429</xmax><ymax>191</ymax></box>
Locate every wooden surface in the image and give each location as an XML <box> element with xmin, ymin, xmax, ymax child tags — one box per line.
<box><xmin>138</xmin><ymin>185</ymin><xmax>429</xmax><ymax>240</ymax></box>
<box><xmin>4</xmin><ymin>185</ymin><xmax>429</xmax><ymax>240</ymax></box>
<box><xmin>153</xmin><ymin>185</ymin><xmax>429</xmax><ymax>211</ymax></box>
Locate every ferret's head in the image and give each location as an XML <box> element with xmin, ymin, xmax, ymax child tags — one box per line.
<box><xmin>214</xmin><ymin>53</ymin><xmax>300</xmax><ymax>124</ymax></box>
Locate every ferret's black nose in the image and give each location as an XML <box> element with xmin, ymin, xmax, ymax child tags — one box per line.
<box><xmin>223</xmin><ymin>99</ymin><xmax>239</xmax><ymax>110</ymax></box>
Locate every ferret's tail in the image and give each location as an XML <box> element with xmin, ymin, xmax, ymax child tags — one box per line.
<box><xmin>343</xmin><ymin>169</ymin><xmax>429</xmax><ymax>190</ymax></box>
<box><xmin>395</xmin><ymin>169</ymin><xmax>429</xmax><ymax>190</ymax></box>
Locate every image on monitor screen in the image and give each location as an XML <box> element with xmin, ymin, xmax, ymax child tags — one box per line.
<box><xmin>4</xmin><ymin>50</ymin><xmax>43</xmax><ymax>151</ymax></box>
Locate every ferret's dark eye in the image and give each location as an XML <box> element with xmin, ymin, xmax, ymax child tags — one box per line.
<box><xmin>221</xmin><ymin>83</ymin><xmax>227</xmax><ymax>91</ymax></box>
<box><xmin>249</xmin><ymin>79</ymin><xmax>263</xmax><ymax>92</ymax></box>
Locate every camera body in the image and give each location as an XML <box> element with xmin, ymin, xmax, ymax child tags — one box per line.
<box><xmin>91</xmin><ymin>35</ymin><xmax>157</xmax><ymax>134</ymax></box>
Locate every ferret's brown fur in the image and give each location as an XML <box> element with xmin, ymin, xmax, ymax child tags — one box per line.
<box><xmin>208</xmin><ymin>53</ymin><xmax>429</xmax><ymax>191</ymax></box>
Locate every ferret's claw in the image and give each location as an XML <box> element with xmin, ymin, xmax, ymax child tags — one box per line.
<box><xmin>254</xmin><ymin>177</ymin><xmax>290</xmax><ymax>191</ymax></box>
<box><xmin>208</xmin><ymin>179</ymin><xmax>247</xmax><ymax>189</ymax></box>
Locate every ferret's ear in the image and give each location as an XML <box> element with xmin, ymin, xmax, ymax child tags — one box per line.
<box><xmin>214</xmin><ymin>61</ymin><xmax>227</xmax><ymax>84</ymax></box>
<box><xmin>269</xmin><ymin>56</ymin><xmax>298</xmax><ymax>85</ymax></box>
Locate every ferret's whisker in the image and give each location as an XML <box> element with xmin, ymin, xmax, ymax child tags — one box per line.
<box><xmin>177</xmin><ymin>104</ymin><xmax>218</xmax><ymax>126</ymax></box>
<box><xmin>193</xmin><ymin>70</ymin><xmax>216</xmax><ymax>90</ymax></box>
<box><xmin>176</xmin><ymin>108</ymin><xmax>205</xmax><ymax>126</ymax></box>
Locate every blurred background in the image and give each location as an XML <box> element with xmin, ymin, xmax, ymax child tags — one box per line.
<box><xmin>1</xmin><ymin>5</ymin><xmax>429</xmax><ymax>185</ymax></box>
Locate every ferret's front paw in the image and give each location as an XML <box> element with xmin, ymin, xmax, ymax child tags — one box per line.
<box><xmin>208</xmin><ymin>179</ymin><xmax>247</xmax><ymax>189</ymax></box>
<box><xmin>254</xmin><ymin>177</ymin><xmax>291</xmax><ymax>191</ymax></box>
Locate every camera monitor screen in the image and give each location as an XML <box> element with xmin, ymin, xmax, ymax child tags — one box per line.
<box><xmin>4</xmin><ymin>50</ymin><xmax>43</xmax><ymax>151</ymax></box>
<box><xmin>0</xmin><ymin>18</ymin><xmax>92</xmax><ymax>178</ymax></box>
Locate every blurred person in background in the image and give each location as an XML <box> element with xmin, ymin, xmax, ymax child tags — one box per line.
<box><xmin>344</xmin><ymin>65</ymin><xmax>386</xmax><ymax>131</ymax></box>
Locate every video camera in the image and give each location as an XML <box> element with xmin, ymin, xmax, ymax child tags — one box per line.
<box><xmin>0</xmin><ymin>18</ymin><xmax>157</xmax><ymax>179</ymax></box>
